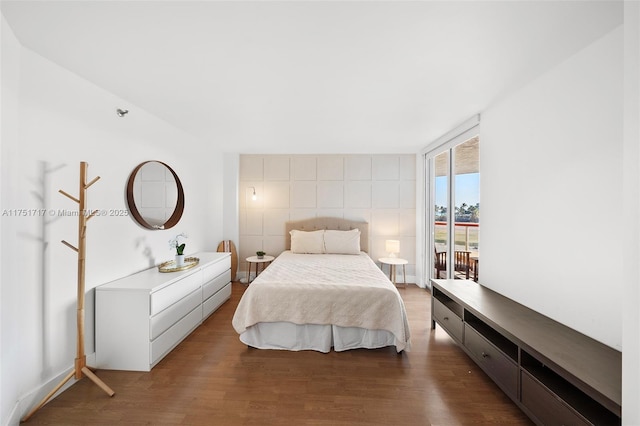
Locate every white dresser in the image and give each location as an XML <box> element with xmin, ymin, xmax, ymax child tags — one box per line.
<box><xmin>95</xmin><ymin>252</ymin><xmax>231</xmax><ymax>371</ymax></box>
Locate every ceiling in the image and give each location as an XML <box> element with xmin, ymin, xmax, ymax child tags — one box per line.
<box><xmin>1</xmin><ymin>1</ymin><xmax>623</xmax><ymax>154</ymax></box>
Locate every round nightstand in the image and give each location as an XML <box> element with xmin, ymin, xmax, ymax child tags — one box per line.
<box><xmin>246</xmin><ymin>255</ymin><xmax>275</xmax><ymax>283</ymax></box>
<box><xmin>379</xmin><ymin>257</ymin><xmax>408</xmax><ymax>288</ymax></box>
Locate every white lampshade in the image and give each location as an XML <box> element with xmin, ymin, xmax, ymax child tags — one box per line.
<box><xmin>385</xmin><ymin>240</ymin><xmax>400</xmax><ymax>257</ymax></box>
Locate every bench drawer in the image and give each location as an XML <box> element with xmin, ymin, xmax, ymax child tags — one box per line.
<box><xmin>433</xmin><ymin>298</ymin><xmax>464</xmax><ymax>342</ymax></box>
<box><xmin>521</xmin><ymin>371</ymin><xmax>590</xmax><ymax>426</ymax></box>
<box><xmin>464</xmin><ymin>324</ymin><xmax>518</xmax><ymax>398</ymax></box>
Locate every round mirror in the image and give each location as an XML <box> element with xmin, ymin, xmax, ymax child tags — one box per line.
<box><xmin>126</xmin><ymin>161</ymin><xmax>185</xmax><ymax>230</ymax></box>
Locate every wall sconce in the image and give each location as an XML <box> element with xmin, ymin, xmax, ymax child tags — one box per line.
<box><xmin>385</xmin><ymin>240</ymin><xmax>400</xmax><ymax>258</ymax></box>
<box><xmin>249</xmin><ymin>186</ymin><xmax>257</xmax><ymax>201</ymax></box>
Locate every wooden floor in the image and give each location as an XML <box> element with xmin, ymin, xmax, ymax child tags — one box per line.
<box><xmin>24</xmin><ymin>283</ymin><xmax>532</xmax><ymax>425</ymax></box>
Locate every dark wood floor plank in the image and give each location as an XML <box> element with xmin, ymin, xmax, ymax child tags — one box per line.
<box><xmin>24</xmin><ymin>283</ymin><xmax>532</xmax><ymax>425</ymax></box>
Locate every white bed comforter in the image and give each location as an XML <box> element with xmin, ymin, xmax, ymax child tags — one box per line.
<box><xmin>232</xmin><ymin>251</ymin><xmax>411</xmax><ymax>352</ymax></box>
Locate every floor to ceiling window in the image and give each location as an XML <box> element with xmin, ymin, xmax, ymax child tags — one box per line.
<box><xmin>425</xmin><ymin>121</ymin><xmax>480</xmax><ymax>284</ymax></box>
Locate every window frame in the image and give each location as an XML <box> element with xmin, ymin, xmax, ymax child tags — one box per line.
<box><xmin>421</xmin><ymin>115</ymin><xmax>480</xmax><ymax>287</ymax></box>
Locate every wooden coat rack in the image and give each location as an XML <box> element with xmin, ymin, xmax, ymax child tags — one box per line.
<box><xmin>23</xmin><ymin>162</ymin><xmax>114</xmax><ymax>422</ymax></box>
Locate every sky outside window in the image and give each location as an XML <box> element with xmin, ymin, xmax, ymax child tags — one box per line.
<box><xmin>435</xmin><ymin>173</ymin><xmax>480</xmax><ymax>207</ymax></box>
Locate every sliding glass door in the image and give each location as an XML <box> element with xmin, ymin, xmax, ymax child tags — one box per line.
<box><xmin>426</xmin><ymin>135</ymin><xmax>479</xmax><ymax>283</ymax></box>
<box><xmin>433</xmin><ymin>150</ymin><xmax>449</xmax><ymax>280</ymax></box>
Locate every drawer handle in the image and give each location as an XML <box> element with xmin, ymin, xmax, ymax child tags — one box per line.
<box><xmin>443</xmin><ymin>316</ymin><xmax>449</xmax><ymax>321</ymax></box>
<box><xmin>481</xmin><ymin>352</ymin><xmax>489</xmax><ymax>358</ymax></box>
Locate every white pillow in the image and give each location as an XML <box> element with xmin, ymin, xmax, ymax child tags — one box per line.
<box><xmin>290</xmin><ymin>229</ymin><xmax>325</xmax><ymax>254</ymax></box>
<box><xmin>323</xmin><ymin>229</ymin><xmax>361</xmax><ymax>254</ymax></box>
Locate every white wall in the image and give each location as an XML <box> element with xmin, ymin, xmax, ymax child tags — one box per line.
<box><xmin>238</xmin><ymin>154</ymin><xmax>416</xmax><ymax>280</ymax></box>
<box><xmin>0</xmin><ymin>17</ymin><xmax>224</xmax><ymax>425</ymax></box>
<box><xmin>222</xmin><ymin>153</ymin><xmax>240</xmax><ymax>245</ymax></box>
<box><xmin>0</xmin><ymin>13</ymin><xmax>20</xmax><ymax>426</ymax></box>
<box><xmin>622</xmin><ymin>2</ymin><xmax>640</xmax><ymax>423</ymax></box>
<box><xmin>480</xmin><ymin>25</ymin><xmax>623</xmax><ymax>350</ymax></box>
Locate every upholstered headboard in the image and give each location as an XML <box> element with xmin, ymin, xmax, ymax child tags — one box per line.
<box><xmin>285</xmin><ymin>217</ymin><xmax>369</xmax><ymax>252</ymax></box>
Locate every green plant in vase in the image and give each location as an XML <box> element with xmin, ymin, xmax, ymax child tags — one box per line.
<box><xmin>169</xmin><ymin>232</ymin><xmax>188</xmax><ymax>266</ymax></box>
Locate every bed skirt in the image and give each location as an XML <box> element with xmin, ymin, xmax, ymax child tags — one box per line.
<box><xmin>239</xmin><ymin>322</ymin><xmax>400</xmax><ymax>353</ymax></box>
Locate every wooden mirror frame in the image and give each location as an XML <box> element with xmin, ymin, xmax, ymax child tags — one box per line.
<box><xmin>126</xmin><ymin>161</ymin><xmax>185</xmax><ymax>230</ymax></box>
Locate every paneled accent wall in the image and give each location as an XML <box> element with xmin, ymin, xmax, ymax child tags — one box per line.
<box><xmin>239</xmin><ymin>154</ymin><xmax>416</xmax><ymax>281</ymax></box>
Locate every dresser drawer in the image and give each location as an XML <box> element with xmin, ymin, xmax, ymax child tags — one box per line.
<box><xmin>202</xmin><ymin>257</ymin><xmax>230</xmax><ymax>283</ymax></box>
<box><xmin>203</xmin><ymin>270</ymin><xmax>231</xmax><ymax>301</ymax></box>
<box><xmin>150</xmin><ymin>288</ymin><xmax>201</xmax><ymax>340</ymax></box>
<box><xmin>433</xmin><ymin>298</ymin><xmax>464</xmax><ymax>342</ymax></box>
<box><xmin>150</xmin><ymin>305</ymin><xmax>202</xmax><ymax>365</ymax></box>
<box><xmin>203</xmin><ymin>282</ymin><xmax>232</xmax><ymax>318</ymax></box>
<box><xmin>521</xmin><ymin>371</ymin><xmax>590</xmax><ymax>426</ymax></box>
<box><xmin>150</xmin><ymin>270</ymin><xmax>202</xmax><ymax>316</ymax></box>
<box><xmin>464</xmin><ymin>324</ymin><xmax>518</xmax><ymax>398</ymax></box>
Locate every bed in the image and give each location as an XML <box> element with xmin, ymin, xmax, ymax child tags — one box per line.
<box><xmin>232</xmin><ymin>217</ymin><xmax>411</xmax><ymax>353</ymax></box>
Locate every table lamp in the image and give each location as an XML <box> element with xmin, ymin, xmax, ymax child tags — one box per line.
<box><xmin>385</xmin><ymin>240</ymin><xmax>400</xmax><ymax>258</ymax></box>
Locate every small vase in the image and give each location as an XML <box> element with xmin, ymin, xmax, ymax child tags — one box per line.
<box><xmin>175</xmin><ymin>254</ymin><xmax>185</xmax><ymax>267</ymax></box>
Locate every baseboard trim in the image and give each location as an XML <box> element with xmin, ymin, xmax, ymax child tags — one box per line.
<box><xmin>6</xmin><ymin>352</ymin><xmax>97</xmax><ymax>426</ymax></box>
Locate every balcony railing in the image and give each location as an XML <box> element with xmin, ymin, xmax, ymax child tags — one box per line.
<box><xmin>434</xmin><ymin>221</ymin><xmax>479</xmax><ymax>251</ymax></box>
<box><xmin>433</xmin><ymin>221</ymin><xmax>479</xmax><ymax>281</ymax></box>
